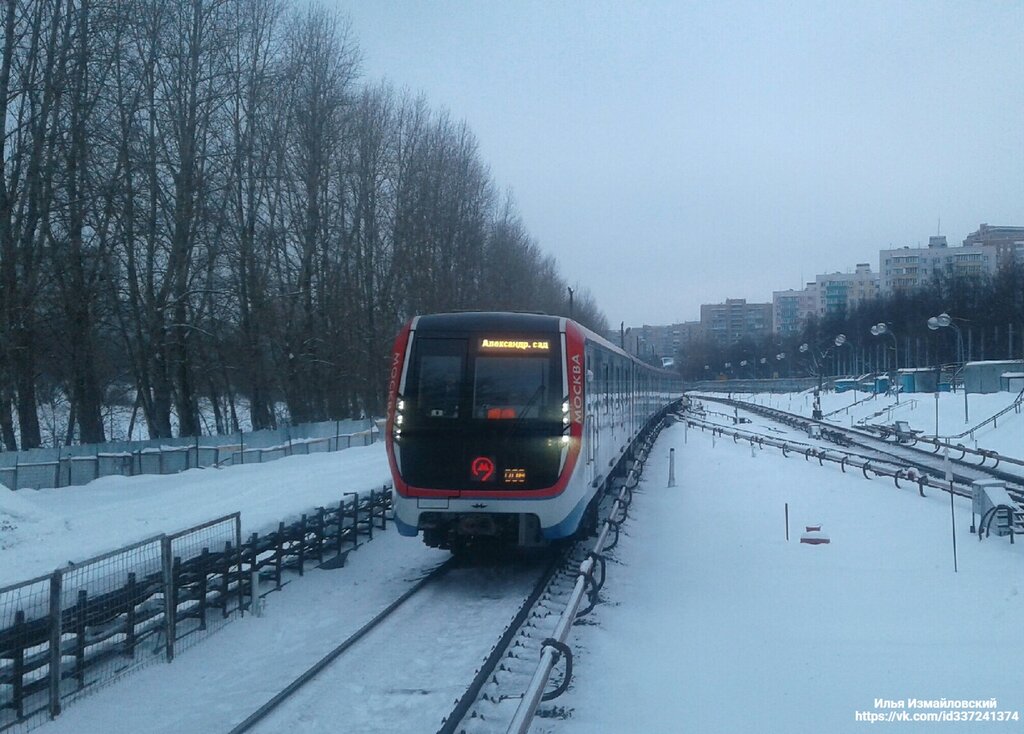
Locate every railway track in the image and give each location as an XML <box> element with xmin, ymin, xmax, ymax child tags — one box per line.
<box><xmin>219</xmin><ymin>416</ymin><xmax>665</xmax><ymax>734</ymax></box>
<box><xmin>689</xmin><ymin>393</ymin><xmax>1024</xmax><ymax>500</ymax></box>
<box><xmin>225</xmin><ymin>551</ymin><xmax>563</xmax><ymax>734</ymax></box>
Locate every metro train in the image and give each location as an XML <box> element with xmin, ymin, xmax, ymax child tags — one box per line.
<box><xmin>385</xmin><ymin>311</ymin><xmax>681</xmax><ymax>551</ymax></box>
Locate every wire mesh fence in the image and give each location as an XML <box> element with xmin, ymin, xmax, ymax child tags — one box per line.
<box><xmin>0</xmin><ymin>515</ymin><xmax>243</xmax><ymax>733</ymax></box>
<box><xmin>0</xmin><ymin>575</ymin><xmax>52</xmax><ymax>734</ymax></box>
<box><xmin>166</xmin><ymin>515</ymin><xmax>241</xmax><ymax>658</ymax></box>
<box><xmin>55</xmin><ymin>536</ymin><xmax>165</xmax><ymax>713</ymax></box>
<box><xmin>0</xmin><ymin>419</ymin><xmax>378</xmax><ymax>491</ymax></box>
<box><xmin>0</xmin><ymin>490</ymin><xmax>391</xmax><ymax>733</ymax></box>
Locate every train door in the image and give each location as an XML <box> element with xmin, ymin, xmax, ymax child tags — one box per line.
<box><xmin>585</xmin><ymin>346</ymin><xmax>597</xmax><ymax>488</ymax></box>
<box><xmin>402</xmin><ymin>336</ymin><xmax>469</xmax><ymax>494</ymax></box>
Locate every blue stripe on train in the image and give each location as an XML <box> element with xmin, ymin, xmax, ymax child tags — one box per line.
<box><xmin>542</xmin><ymin>492</ymin><xmax>591</xmax><ymax>540</ymax></box>
<box><xmin>394</xmin><ymin>514</ymin><xmax>419</xmax><ymax>536</ymax></box>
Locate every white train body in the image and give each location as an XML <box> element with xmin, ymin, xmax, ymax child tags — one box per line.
<box><xmin>385</xmin><ymin>312</ymin><xmax>679</xmax><ymax>550</ymax></box>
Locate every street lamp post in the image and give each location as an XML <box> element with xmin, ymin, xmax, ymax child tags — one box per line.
<box><xmin>870</xmin><ymin>322</ymin><xmax>900</xmax><ymax>404</ymax></box>
<box><xmin>928</xmin><ymin>312</ymin><xmax>968</xmax><ymax>424</ymax></box>
<box><xmin>800</xmin><ymin>334</ymin><xmax>847</xmax><ymax>420</ymax></box>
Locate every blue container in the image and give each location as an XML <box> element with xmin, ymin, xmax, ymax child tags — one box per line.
<box><xmin>873</xmin><ymin>376</ymin><xmax>890</xmax><ymax>394</ymax></box>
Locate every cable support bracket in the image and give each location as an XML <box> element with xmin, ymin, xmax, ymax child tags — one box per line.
<box><xmin>575</xmin><ymin>565</ymin><xmax>600</xmax><ymax>618</ymax></box>
<box><xmin>603</xmin><ymin>518</ymin><xmax>621</xmax><ymax>551</ymax></box>
<box><xmin>586</xmin><ymin>551</ymin><xmax>607</xmax><ymax>594</ymax></box>
<box><xmin>539</xmin><ymin>638</ymin><xmax>574</xmax><ymax>701</ymax></box>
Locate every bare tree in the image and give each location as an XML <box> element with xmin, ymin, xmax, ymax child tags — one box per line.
<box><xmin>269</xmin><ymin>5</ymin><xmax>357</xmax><ymax>424</ymax></box>
<box><xmin>0</xmin><ymin>0</ymin><xmax>77</xmax><ymax>448</ymax></box>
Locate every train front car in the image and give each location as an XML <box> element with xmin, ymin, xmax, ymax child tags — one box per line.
<box><xmin>386</xmin><ymin>312</ymin><xmax>585</xmax><ymax>551</ymax></box>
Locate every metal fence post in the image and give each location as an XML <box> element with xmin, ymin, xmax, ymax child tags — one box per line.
<box><xmin>161</xmin><ymin>536</ymin><xmax>175</xmax><ymax>662</ymax></box>
<box><xmin>234</xmin><ymin>515</ymin><xmax>243</xmax><ymax>616</ymax></box>
<box><xmin>48</xmin><ymin>570</ymin><xmax>62</xmax><ymax>719</ymax></box>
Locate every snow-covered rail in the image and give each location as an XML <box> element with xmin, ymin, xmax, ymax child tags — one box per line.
<box><xmin>504</xmin><ymin>419</ymin><xmax>665</xmax><ymax>734</ymax></box>
<box><xmin>227</xmin><ymin>558</ymin><xmax>457</xmax><ymax>734</ymax></box>
<box><xmin>230</xmin><ymin>558</ymin><xmax>561</xmax><ymax>734</ymax></box>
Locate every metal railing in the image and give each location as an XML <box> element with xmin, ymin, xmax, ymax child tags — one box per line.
<box><xmin>942</xmin><ymin>386</ymin><xmax>1024</xmax><ymax>441</ymax></box>
<box><xmin>507</xmin><ymin>419</ymin><xmax>665</xmax><ymax>733</ymax></box>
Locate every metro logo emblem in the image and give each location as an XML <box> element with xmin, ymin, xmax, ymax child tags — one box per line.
<box><xmin>471</xmin><ymin>456</ymin><xmax>496</xmax><ymax>482</ymax></box>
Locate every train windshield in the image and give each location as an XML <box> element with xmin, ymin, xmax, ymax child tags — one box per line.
<box><xmin>474</xmin><ymin>357</ymin><xmax>550</xmax><ymax>420</ymax></box>
<box><xmin>400</xmin><ymin>332</ymin><xmax>562</xmax><ymax>491</ymax></box>
<box><xmin>407</xmin><ymin>336</ymin><xmax>559</xmax><ymax>424</ymax></box>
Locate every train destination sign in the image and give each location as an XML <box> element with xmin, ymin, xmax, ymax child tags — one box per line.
<box><xmin>479</xmin><ymin>338</ymin><xmax>550</xmax><ymax>352</ymax></box>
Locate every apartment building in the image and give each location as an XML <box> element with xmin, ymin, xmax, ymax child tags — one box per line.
<box><xmin>772</xmin><ymin>289</ymin><xmax>804</xmax><ymax>336</ymax></box>
<box><xmin>699</xmin><ymin>298</ymin><xmax>772</xmax><ymax>345</ymax></box>
<box><xmin>962</xmin><ymin>224</ymin><xmax>1024</xmax><ymax>268</ymax></box>
<box><xmin>626</xmin><ymin>321</ymin><xmax>701</xmax><ymax>360</ymax></box>
<box><xmin>772</xmin><ymin>265</ymin><xmax>877</xmax><ymax>334</ymax></box>
<box><xmin>879</xmin><ymin>235</ymin><xmax>999</xmax><ymax>294</ymax></box>
<box><xmin>815</xmin><ymin>263</ymin><xmax>879</xmax><ymax>316</ymax></box>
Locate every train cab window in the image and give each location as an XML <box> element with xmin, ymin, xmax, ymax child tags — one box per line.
<box><xmin>412</xmin><ymin>338</ymin><xmax>465</xmax><ymax>419</ymax></box>
<box><xmin>474</xmin><ymin>357</ymin><xmax>550</xmax><ymax>420</ymax></box>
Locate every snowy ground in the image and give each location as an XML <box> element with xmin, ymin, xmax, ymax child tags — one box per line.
<box><xmin>0</xmin><ymin>444</ymin><xmax>392</xmax><ymax>586</ymax></box>
<box><xmin>4</xmin><ymin>390</ymin><xmax>1023</xmax><ymax>733</ymax></box>
<box><xmin>545</xmin><ymin>418</ymin><xmax>1024</xmax><ymax>733</ymax></box>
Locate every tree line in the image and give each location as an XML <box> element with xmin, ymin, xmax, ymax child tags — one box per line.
<box><xmin>680</xmin><ymin>264</ymin><xmax>1024</xmax><ymax>380</ymax></box>
<box><xmin>0</xmin><ymin>0</ymin><xmax>606</xmax><ymax>450</ymax></box>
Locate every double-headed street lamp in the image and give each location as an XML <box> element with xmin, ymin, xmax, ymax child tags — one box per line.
<box><xmin>872</xmin><ymin>319</ymin><xmax>897</xmax><ymax>401</ymax></box>
<box><xmin>928</xmin><ymin>312</ymin><xmax>968</xmax><ymax>423</ymax></box>
<box><xmin>799</xmin><ymin>334</ymin><xmax>847</xmax><ymax>420</ymax></box>
<box><xmin>776</xmin><ymin>352</ymin><xmax>786</xmax><ymax>377</ymax></box>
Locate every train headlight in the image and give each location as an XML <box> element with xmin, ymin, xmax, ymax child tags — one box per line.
<box><xmin>393</xmin><ymin>397</ymin><xmax>405</xmax><ymax>440</ymax></box>
<box><xmin>561</xmin><ymin>434</ymin><xmax>570</xmax><ymax>445</ymax></box>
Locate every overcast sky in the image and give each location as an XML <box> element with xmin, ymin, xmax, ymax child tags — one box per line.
<box><xmin>334</xmin><ymin>0</ymin><xmax>1024</xmax><ymax>327</ymax></box>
